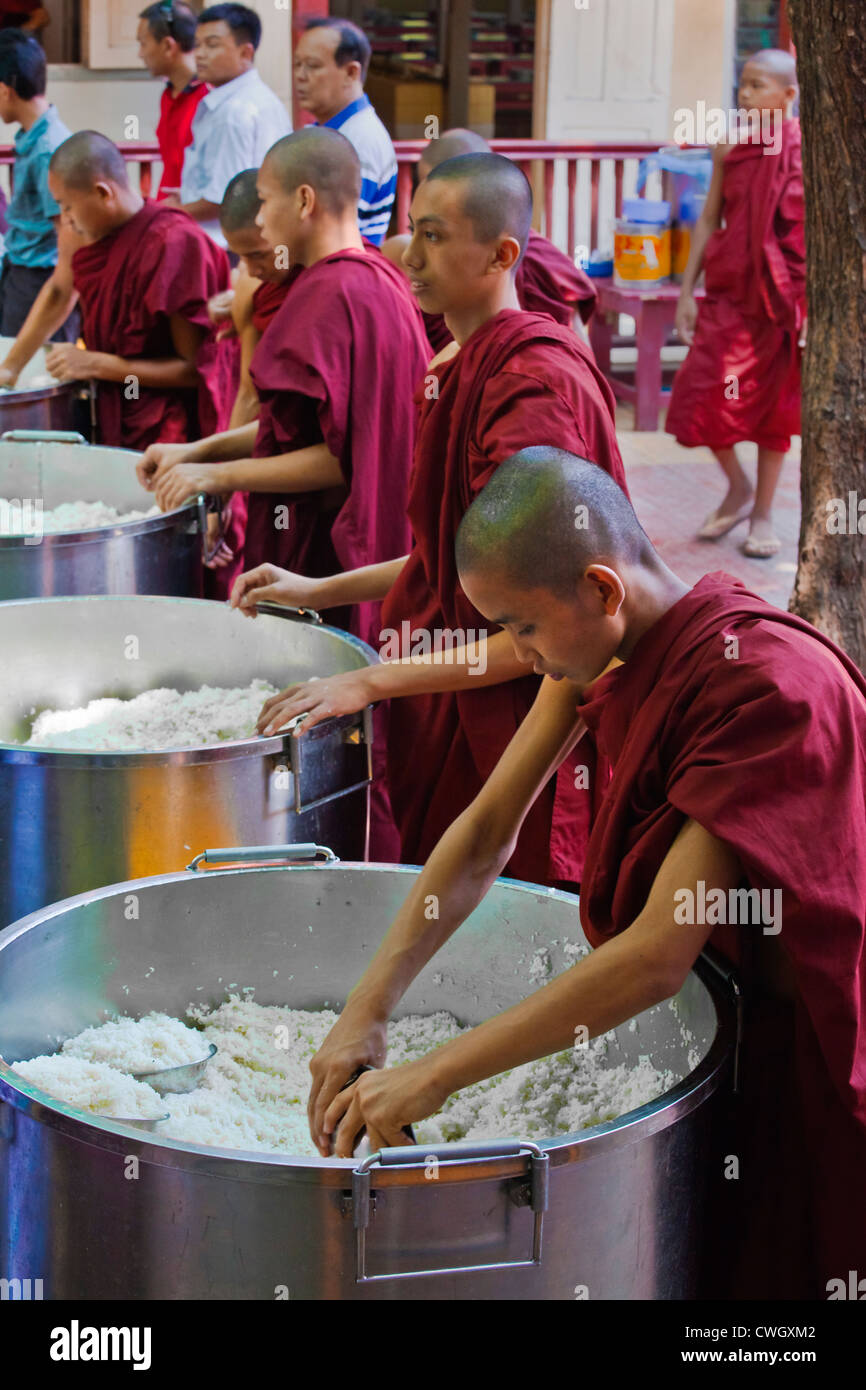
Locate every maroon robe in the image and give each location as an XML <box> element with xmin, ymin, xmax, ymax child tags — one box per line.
<box><xmin>72</xmin><ymin>200</ymin><xmax>232</xmax><ymax>450</ymax></box>
<box><xmin>250</xmin><ymin>275</ymin><xmax>294</xmax><ymax>335</ymax></box>
<box><xmin>246</xmin><ymin>246</ymin><xmax>428</xmax><ymax>651</ymax></box>
<box><xmin>666</xmin><ymin>120</ymin><xmax>805</xmax><ymax>452</ymax></box>
<box><xmin>577</xmin><ymin>572</ymin><xmax>866</xmax><ymax>1296</ymax></box>
<box><xmin>381</xmin><ymin>308</ymin><xmax>626</xmax><ymax>884</ymax></box>
<box><xmin>421</xmin><ymin>229</ymin><xmax>598</xmax><ymax>355</ymax></box>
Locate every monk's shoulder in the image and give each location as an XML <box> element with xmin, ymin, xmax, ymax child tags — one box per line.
<box><xmin>695</xmin><ymin>615</ymin><xmax>864</xmax><ymax>716</ymax></box>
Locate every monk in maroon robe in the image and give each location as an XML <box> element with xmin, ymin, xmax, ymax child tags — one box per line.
<box><xmin>0</xmin><ymin>131</ymin><xmax>231</xmax><ymax>451</ymax></box>
<box><xmin>667</xmin><ymin>51</ymin><xmax>805</xmax><ymax>559</ymax></box>
<box><xmin>233</xmin><ymin>153</ymin><xmax>624</xmax><ymax>888</ymax></box>
<box><xmin>302</xmin><ymin>448</ymin><xmax>866</xmax><ymax>1306</ymax></box>
<box><xmin>382</xmin><ymin>128</ymin><xmax>597</xmax><ymax>355</ymax></box>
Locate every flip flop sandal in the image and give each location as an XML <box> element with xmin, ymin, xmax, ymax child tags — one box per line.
<box><xmin>697</xmin><ymin>500</ymin><xmax>753</xmax><ymax>540</ymax></box>
<box><xmin>742</xmin><ymin>534</ymin><xmax>782</xmax><ymax>559</ymax></box>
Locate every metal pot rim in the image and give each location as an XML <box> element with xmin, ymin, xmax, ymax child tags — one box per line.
<box><xmin>0</xmin><ymin>864</ymin><xmax>737</xmax><ymax>1184</ymax></box>
<box><xmin>0</xmin><ymin>497</ymin><xmax>195</xmax><ymax>549</ymax></box>
<box><xmin>0</xmin><ymin>596</ymin><xmax>378</xmax><ymax>765</ymax></box>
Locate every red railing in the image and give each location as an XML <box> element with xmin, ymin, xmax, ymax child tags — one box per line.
<box><xmin>0</xmin><ymin>139</ymin><xmax>664</xmax><ymax>258</ymax></box>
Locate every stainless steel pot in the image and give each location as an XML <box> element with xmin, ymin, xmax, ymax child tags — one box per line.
<box><xmin>0</xmin><ymin>431</ymin><xmax>211</xmax><ymax>600</ymax></box>
<box><xmin>0</xmin><ymin>383</ymin><xmax>82</xmax><ymax>436</ymax></box>
<box><xmin>0</xmin><ymin>597</ymin><xmax>377</xmax><ymax>925</ymax></box>
<box><xmin>0</xmin><ymin>852</ymin><xmax>738</xmax><ymax>1300</ymax></box>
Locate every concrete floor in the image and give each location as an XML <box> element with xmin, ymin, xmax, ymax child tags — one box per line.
<box><xmin>616</xmin><ymin>404</ymin><xmax>801</xmax><ymax>611</ymax></box>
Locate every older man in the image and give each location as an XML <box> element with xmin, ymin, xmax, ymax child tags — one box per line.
<box><xmin>294</xmin><ymin>17</ymin><xmax>396</xmax><ymax>245</ymax></box>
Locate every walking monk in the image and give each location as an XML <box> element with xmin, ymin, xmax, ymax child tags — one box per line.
<box><xmin>667</xmin><ymin>49</ymin><xmax>805</xmax><ymax>558</ymax></box>
<box><xmin>0</xmin><ymin>130</ymin><xmax>231</xmax><ymax>449</ymax></box>
<box><xmin>232</xmin><ymin>153</ymin><xmax>624</xmax><ymax>888</ymax></box>
<box><xmin>381</xmin><ymin>129</ymin><xmax>598</xmax><ymax>353</ymax></box>
<box><xmin>307</xmin><ymin>447</ymin><xmax>866</xmax><ymax>1301</ymax></box>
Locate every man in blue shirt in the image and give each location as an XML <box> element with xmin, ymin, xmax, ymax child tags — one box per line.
<box><xmin>294</xmin><ymin>18</ymin><xmax>397</xmax><ymax>245</ymax></box>
<box><xmin>0</xmin><ymin>30</ymin><xmax>77</xmax><ymax>338</ymax></box>
<box><xmin>175</xmin><ymin>3</ymin><xmax>291</xmax><ymax>247</ymax></box>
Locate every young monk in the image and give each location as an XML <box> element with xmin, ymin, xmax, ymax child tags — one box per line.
<box><xmin>667</xmin><ymin>49</ymin><xmax>805</xmax><ymax>558</ymax></box>
<box><xmin>381</xmin><ymin>128</ymin><xmax>597</xmax><ymax>353</ymax></box>
<box><xmin>140</xmin><ymin>127</ymin><xmax>428</xmax><ymax>652</ymax></box>
<box><xmin>0</xmin><ymin>130</ymin><xmax>231</xmax><ymax>450</ymax></box>
<box><xmin>308</xmin><ymin>446</ymin><xmax>866</xmax><ymax>1301</ymax></box>
<box><xmin>231</xmin><ymin>153</ymin><xmax>624</xmax><ymax>888</ymax></box>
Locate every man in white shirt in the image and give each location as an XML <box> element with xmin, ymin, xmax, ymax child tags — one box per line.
<box><xmin>294</xmin><ymin>18</ymin><xmax>397</xmax><ymax>245</ymax></box>
<box><xmin>175</xmin><ymin>3</ymin><xmax>291</xmax><ymax>247</ymax></box>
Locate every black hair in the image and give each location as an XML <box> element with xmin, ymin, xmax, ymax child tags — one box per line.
<box><xmin>49</xmin><ymin>130</ymin><xmax>130</xmax><ymax>190</ymax></box>
<box><xmin>198</xmin><ymin>4</ymin><xmax>262</xmax><ymax>50</ymax></box>
<box><xmin>426</xmin><ymin>152</ymin><xmax>533</xmax><ymax>261</ymax></box>
<box><xmin>303</xmin><ymin>17</ymin><xmax>371</xmax><ymax>82</ymax></box>
<box><xmin>138</xmin><ymin>2</ymin><xmax>198</xmax><ymax>51</ymax></box>
<box><xmin>0</xmin><ymin>30</ymin><xmax>46</xmax><ymax>101</ymax></box>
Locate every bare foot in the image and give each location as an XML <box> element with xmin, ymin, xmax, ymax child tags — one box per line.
<box><xmin>742</xmin><ymin>515</ymin><xmax>781</xmax><ymax>558</ymax></box>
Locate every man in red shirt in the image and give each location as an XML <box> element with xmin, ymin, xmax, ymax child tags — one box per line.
<box><xmin>137</xmin><ymin>2</ymin><xmax>207</xmax><ymax>200</ymax></box>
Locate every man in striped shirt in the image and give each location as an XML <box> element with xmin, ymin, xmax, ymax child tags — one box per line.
<box><xmin>294</xmin><ymin>17</ymin><xmax>396</xmax><ymax>245</ymax></box>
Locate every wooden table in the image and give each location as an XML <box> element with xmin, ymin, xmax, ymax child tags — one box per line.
<box><xmin>588</xmin><ymin>277</ymin><xmax>705</xmax><ymax>431</ymax></box>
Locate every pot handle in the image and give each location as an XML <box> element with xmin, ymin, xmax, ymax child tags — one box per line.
<box><xmin>350</xmin><ymin>1139</ymin><xmax>549</xmax><ymax>1284</ymax></box>
<box><xmin>1</xmin><ymin>429</ymin><xmax>87</xmax><ymax>443</ymax></box>
<box><xmin>288</xmin><ymin>706</ymin><xmax>373</xmax><ymax>814</ymax></box>
<box><xmin>254</xmin><ymin>600</ymin><xmax>324</xmax><ymax>625</ymax></box>
<box><xmin>186</xmin><ymin>843</ymin><xmax>338</xmax><ymax>871</ymax></box>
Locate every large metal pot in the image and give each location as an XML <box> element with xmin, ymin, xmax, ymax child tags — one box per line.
<box><xmin>0</xmin><ymin>340</ymin><xmax>86</xmax><ymax>437</ymax></box>
<box><xmin>0</xmin><ymin>597</ymin><xmax>377</xmax><ymax>925</ymax></box>
<box><xmin>0</xmin><ymin>431</ymin><xmax>211</xmax><ymax>600</ymax></box>
<box><xmin>0</xmin><ymin>854</ymin><xmax>738</xmax><ymax>1300</ymax></box>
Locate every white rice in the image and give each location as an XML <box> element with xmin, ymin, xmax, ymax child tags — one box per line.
<box><xmin>9</xmin><ymin>999</ymin><xmax>675</xmax><ymax>1156</ymax></box>
<box><xmin>23</xmin><ymin>680</ymin><xmax>287</xmax><ymax>751</ymax></box>
<box><xmin>11</xmin><ymin>1055</ymin><xmax>165</xmax><ymax>1119</ymax></box>
<box><xmin>0</xmin><ymin>499</ymin><xmax>161</xmax><ymax>535</ymax></box>
<box><xmin>62</xmin><ymin>1011</ymin><xmax>209</xmax><ymax>1072</ymax></box>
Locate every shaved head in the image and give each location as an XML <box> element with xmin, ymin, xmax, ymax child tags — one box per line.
<box><xmin>49</xmin><ymin>130</ymin><xmax>129</xmax><ymax>190</ymax></box>
<box><xmin>456</xmin><ymin>447</ymin><xmax>651</xmax><ymax>599</ymax></box>
<box><xmin>745</xmin><ymin>47</ymin><xmax>798</xmax><ymax>87</ymax></box>
<box><xmin>426</xmin><ymin>152</ymin><xmax>532</xmax><ymax>259</ymax></box>
<box><xmin>419</xmin><ymin>128</ymin><xmax>491</xmax><ymax>180</ymax></box>
<box><xmin>220</xmin><ymin>168</ymin><xmax>262</xmax><ymax>232</ymax></box>
<box><xmin>263</xmin><ymin>127</ymin><xmax>360</xmax><ymax>214</ymax></box>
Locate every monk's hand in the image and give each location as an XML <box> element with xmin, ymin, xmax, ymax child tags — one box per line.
<box><xmin>327</xmin><ymin>1057</ymin><xmax>449</xmax><ymax>1159</ymax></box>
<box><xmin>256</xmin><ymin>669</ymin><xmax>375</xmax><ymax>737</ymax></box>
<box><xmin>136</xmin><ymin>441</ymin><xmax>194</xmax><ymax>491</ymax></box>
<box><xmin>45</xmin><ymin>344</ymin><xmax>101</xmax><ymax>382</ymax></box>
<box><xmin>208</xmin><ymin>288</ymin><xmax>236</xmax><ymax>327</ymax></box>
<box><xmin>308</xmin><ymin>1005</ymin><xmax>388</xmax><ymax>1155</ymax></box>
<box><xmin>798</xmin><ymin>316</ymin><xmax>808</xmax><ymax>349</ymax></box>
<box><xmin>0</xmin><ymin>363</ymin><xmax>19</xmax><ymax>389</ymax></box>
<box><xmin>204</xmin><ymin>512</ymin><xmax>234</xmax><ymax>569</ymax></box>
<box><xmin>674</xmin><ymin>292</ymin><xmax>699</xmax><ymax>346</ymax></box>
<box><xmin>229</xmin><ymin>563</ymin><xmax>322</xmax><ymax>617</ymax></box>
<box><xmin>154</xmin><ymin>463</ymin><xmax>224</xmax><ymax>513</ymax></box>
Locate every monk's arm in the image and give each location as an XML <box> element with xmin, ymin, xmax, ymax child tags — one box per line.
<box><xmin>327</xmin><ymin>818</ymin><xmax>741</xmax><ymax>1153</ymax></box>
<box><xmin>678</xmin><ymin>145</ymin><xmax>726</xmax><ymax>298</ymax></box>
<box><xmin>73</xmin><ymin>315</ymin><xmax>207</xmax><ymax>389</ymax></box>
<box><xmin>175</xmin><ymin>197</ymin><xmax>222</xmax><ymax>223</ymax></box>
<box><xmin>0</xmin><ymin>261</ymin><xmax>78</xmax><ymax>381</ymax></box>
<box><xmin>228</xmin><ymin>281</ymin><xmax>262</xmax><ymax>428</ymax></box>
<box><xmin>308</xmin><ymin>674</ymin><xmax>586</xmax><ymax>1148</ymax></box>
<box><xmin>215</xmin><ymin>444</ymin><xmax>345</xmax><ymax>493</ymax></box>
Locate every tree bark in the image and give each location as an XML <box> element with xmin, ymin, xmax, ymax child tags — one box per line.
<box><xmin>787</xmin><ymin>0</ymin><xmax>866</xmax><ymax>669</ymax></box>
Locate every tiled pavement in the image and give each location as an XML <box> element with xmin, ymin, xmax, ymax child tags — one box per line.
<box><xmin>617</xmin><ymin>405</ymin><xmax>801</xmax><ymax>611</ymax></box>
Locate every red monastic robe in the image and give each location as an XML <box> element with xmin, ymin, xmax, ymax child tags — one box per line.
<box><xmin>421</xmin><ymin>229</ymin><xmax>598</xmax><ymax>354</ymax></box>
<box><xmin>381</xmin><ymin>308</ymin><xmax>626</xmax><ymax>884</ymax></box>
<box><xmin>666</xmin><ymin>120</ymin><xmax>805</xmax><ymax>452</ymax></box>
<box><xmin>246</xmin><ymin>247</ymin><xmax>428</xmax><ymax>651</ymax></box>
<box><xmin>72</xmin><ymin>200</ymin><xmax>232</xmax><ymax>450</ymax></box>
<box><xmin>250</xmin><ymin>275</ymin><xmax>294</xmax><ymax>334</ymax></box>
<box><xmin>577</xmin><ymin>572</ymin><xmax>866</xmax><ymax>1297</ymax></box>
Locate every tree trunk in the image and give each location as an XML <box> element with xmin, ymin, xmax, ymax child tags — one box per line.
<box><xmin>787</xmin><ymin>0</ymin><xmax>866</xmax><ymax>669</ymax></box>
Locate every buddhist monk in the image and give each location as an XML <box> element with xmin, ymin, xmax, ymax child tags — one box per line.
<box><xmin>306</xmin><ymin>445</ymin><xmax>866</xmax><ymax>1302</ymax></box>
<box><xmin>140</xmin><ymin>127</ymin><xmax>427</xmax><ymax>651</ymax></box>
<box><xmin>667</xmin><ymin>50</ymin><xmax>805</xmax><ymax>559</ymax></box>
<box><xmin>381</xmin><ymin>128</ymin><xmax>597</xmax><ymax>354</ymax></box>
<box><xmin>0</xmin><ymin>130</ymin><xmax>231</xmax><ymax>450</ymax></box>
<box><xmin>232</xmin><ymin>153</ymin><xmax>624</xmax><ymax>889</ymax></box>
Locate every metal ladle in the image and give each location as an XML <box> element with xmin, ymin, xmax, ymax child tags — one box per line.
<box><xmin>132</xmin><ymin>1043</ymin><xmax>218</xmax><ymax>1095</ymax></box>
